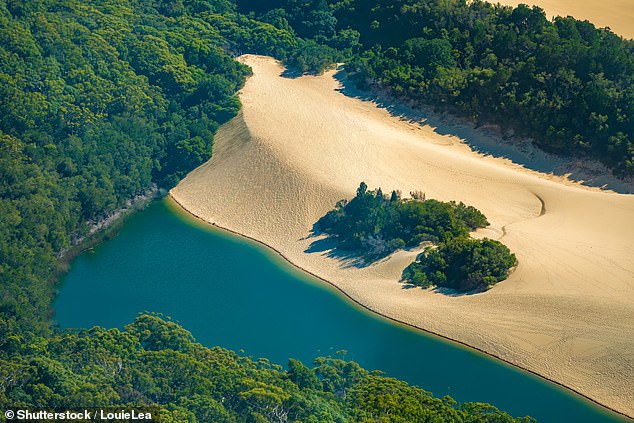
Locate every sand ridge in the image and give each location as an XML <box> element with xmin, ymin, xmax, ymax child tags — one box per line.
<box><xmin>171</xmin><ymin>55</ymin><xmax>634</xmax><ymax>418</ymax></box>
<box><xmin>494</xmin><ymin>0</ymin><xmax>634</xmax><ymax>39</ymax></box>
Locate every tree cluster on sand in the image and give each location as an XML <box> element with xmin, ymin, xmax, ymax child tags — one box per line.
<box><xmin>319</xmin><ymin>183</ymin><xmax>516</xmax><ymax>292</ymax></box>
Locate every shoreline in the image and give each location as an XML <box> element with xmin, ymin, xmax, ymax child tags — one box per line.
<box><xmin>56</xmin><ymin>187</ymin><xmax>162</xmax><ymax>271</ymax></box>
<box><xmin>171</xmin><ymin>55</ymin><xmax>634</xmax><ymax>418</ymax></box>
<box><xmin>167</xmin><ymin>194</ymin><xmax>631</xmax><ymax>421</ymax></box>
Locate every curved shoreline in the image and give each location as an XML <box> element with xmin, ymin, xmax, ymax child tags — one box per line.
<box><xmin>171</xmin><ymin>55</ymin><xmax>634</xmax><ymax>419</ymax></box>
<box><xmin>166</xmin><ymin>194</ymin><xmax>632</xmax><ymax>421</ymax></box>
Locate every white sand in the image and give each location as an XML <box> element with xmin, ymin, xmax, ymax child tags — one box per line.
<box><xmin>495</xmin><ymin>0</ymin><xmax>634</xmax><ymax>39</ymax></box>
<box><xmin>171</xmin><ymin>55</ymin><xmax>634</xmax><ymax>418</ymax></box>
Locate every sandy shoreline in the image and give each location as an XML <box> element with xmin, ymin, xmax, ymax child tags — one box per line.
<box><xmin>167</xmin><ymin>194</ymin><xmax>630</xmax><ymax>419</ymax></box>
<box><xmin>494</xmin><ymin>0</ymin><xmax>634</xmax><ymax>39</ymax></box>
<box><xmin>171</xmin><ymin>55</ymin><xmax>634</xmax><ymax>418</ymax></box>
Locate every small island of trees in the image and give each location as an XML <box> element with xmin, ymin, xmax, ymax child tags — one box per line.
<box><xmin>318</xmin><ymin>182</ymin><xmax>517</xmax><ymax>292</ymax></box>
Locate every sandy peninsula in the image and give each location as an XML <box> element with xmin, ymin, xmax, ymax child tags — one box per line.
<box><xmin>171</xmin><ymin>55</ymin><xmax>634</xmax><ymax>418</ymax></box>
<box><xmin>494</xmin><ymin>0</ymin><xmax>634</xmax><ymax>39</ymax></box>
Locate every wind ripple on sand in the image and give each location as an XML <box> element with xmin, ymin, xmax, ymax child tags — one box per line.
<box><xmin>172</xmin><ymin>55</ymin><xmax>634</xmax><ymax>417</ymax></box>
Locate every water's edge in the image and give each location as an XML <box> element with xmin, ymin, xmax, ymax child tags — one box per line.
<box><xmin>166</xmin><ymin>194</ymin><xmax>633</xmax><ymax>421</ymax></box>
<box><xmin>57</xmin><ymin>188</ymin><xmax>162</xmax><ymax>269</ymax></box>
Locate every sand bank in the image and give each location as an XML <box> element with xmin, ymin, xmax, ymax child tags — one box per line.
<box><xmin>494</xmin><ymin>0</ymin><xmax>634</xmax><ymax>39</ymax></box>
<box><xmin>171</xmin><ymin>55</ymin><xmax>634</xmax><ymax>418</ymax></box>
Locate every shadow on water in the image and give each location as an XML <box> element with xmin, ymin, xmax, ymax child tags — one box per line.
<box><xmin>331</xmin><ymin>68</ymin><xmax>634</xmax><ymax>194</ymax></box>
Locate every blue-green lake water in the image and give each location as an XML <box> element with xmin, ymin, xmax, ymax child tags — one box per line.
<box><xmin>55</xmin><ymin>200</ymin><xmax>629</xmax><ymax>422</ymax></box>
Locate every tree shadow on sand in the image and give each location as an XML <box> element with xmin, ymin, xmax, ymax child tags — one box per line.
<box><xmin>305</xmin><ymin>230</ymin><xmax>486</xmax><ymax>296</ymax></box>
<box><xmin>303</xmin><ymin>226</ymin><xmax>392</xmax><ymax>269</ymax></box>
<box><xmin>304</xmin><ymin>228</ymin><xmax>488</xmax><ymax>297</ymax></box>
<box><xmin>280</xmin><ymin>67</ymin><xmax>305</xmax><ymax>79</ymax></box>
<box><xmin>332</xmin><ymin>69</ymin><xmax>634</xmax><ymax>194</ymax></box>
<box><xmin>399</xmin><ymin>279</ymin><xmax>486</xmax><ymax>296</ymax></box>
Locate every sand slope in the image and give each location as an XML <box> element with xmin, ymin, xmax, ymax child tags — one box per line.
<box><xmin>171</xmin><ymin>55</ymin><xmax>634</xmax><ymax>417</ymax></box>
<box><xmin>495</xmin><ymin>0</ymin><xmax>634</xmax><ymax>39</ymax></box>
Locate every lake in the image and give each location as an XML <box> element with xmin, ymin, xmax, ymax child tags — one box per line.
<box><xmin>54</xmin><ymin>200</ymin><xmax>628</xmax><ymax>422</ymax></box>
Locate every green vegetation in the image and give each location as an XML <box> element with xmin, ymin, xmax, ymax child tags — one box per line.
<box><xmin>0</xmin><ymin>314</ymin><xmax>533</xmax><ymax>422</ymax></box>
<box><xmin>404</xmin><ymin>238</ymin><xmax>517</xmax><ymax>291</ymax></box>
<box><xmin>0</xmin><ymin>0</ymin><xmax>531</xmax><ymax>420</ymax></box>
<box><xmin>318</xmin><ymin>182</ymin><xmax>489</xmax><ymax>256</ymax></box>
<box><xmin>319</xmin><ymin>183</ymin><xmax>516</xmax><ymax>291</ymax></box>
<box><xmin>5</xmin><ymin>0</ymin><xmax>630</xmax><ymax>336</ymax></box>
<box><xmin>0</xmin><ymin>0</ymin><xmax>301</xmax><ymax>336</ymax></box>
<box><xmin>239</xmin><ymin>0</ymin><xmax>634</xmax><ymax>177</ymax></box>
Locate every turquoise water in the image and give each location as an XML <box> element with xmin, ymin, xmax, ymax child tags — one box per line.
<box><xmin>55</xmin><ymin>200</ymin><xmax>628</xmax><ymax>422</ymax></box>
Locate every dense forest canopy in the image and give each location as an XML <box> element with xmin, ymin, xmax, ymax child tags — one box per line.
<box><xmin>319</xmin><ymin>183</ymin><xmax>517</xmax><ymax>291</ymax></box>
<box><xmin>0</xmin><ymin>0</ymin><xmax>302</xmax><ymax>336</ymax></box>
<box><xmin>0</xmin><ymin>314</ymin><xmax>534</xmax><ymax>422</ymax></box>
<box><xmin>0</xmin><ymin>0</ymin><xmax>533</xmax><ymax>419</ymax></box>
<box><xmin>239</xmin><ymin>0</ymin><xmax>634</xmax><ymax>177</ymax></box>
<box><xmin>5</xmin><ymin>0</ymin><xmax>629</xmax><ymax>419</ymax></box>
<box><xmin>3</xmin><ymin>0</ymin><xmax>631</xmax><ymax>336</ymax></box>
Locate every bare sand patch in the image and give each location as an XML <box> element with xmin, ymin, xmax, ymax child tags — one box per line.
<box><xmin>494</xmin><ymin>0</ymin><xmax>634</xmax><ymax>39</ymax></box>
<box><xmin>171</xmin><ymin>55</ymin><xmax>634</xmax><ymax>417</ymax></box>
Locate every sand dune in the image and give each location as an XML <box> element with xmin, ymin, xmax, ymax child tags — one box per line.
<box><xmin>495</xmin><ymin>0</ymin><xmax>634</xmax><ymax>39</ymax></box>
<box><xmin>171</xmin><ymin>55</ymin><xmax>634</xmax><ymax>417</ymax></box>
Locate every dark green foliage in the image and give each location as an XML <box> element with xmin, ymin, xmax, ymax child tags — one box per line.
<box><xmin>0</xmin><ymin>1</ymin><xmax>549</xmax><ymax>419</ymax></box>
<box><xmin>237</xmin><ymin>0</ymin><xmax>360</xmax><ymax>73</ymax></box>
<box><xmin>404</xmin><ymin>238</ymin><xmax>518</xmax><ymax>291</ymax></box>
<box><xmin>0</xmin><ymin>314</ymin><xmax>533</xmax><ymax>422</ymax></box>
<box><xmin>284</xmin><ymin>38</ymin><xmax>343</xmax><ymax>73</ymax></box>
<box><xmin>455</xmin><ymin>202</ymin><xmax>490</xmax><ymax>230</ymax></box>
<box><xmin>0</xmin><ymin>0</ymin><xmax>301</xmax><ymax>335</ymax></box>
<box><xmin>346</xmin><ymin>376</ymin><xmax>518</xmax><ymax>422</ymax></box>
<box><xmin>240</xmin><ymin>0</ymin><xmax>634</xmax><ymax>176</ymax></box>
<box><xmin>320</xmin><ymin>183</ymin><xmax>515</xmax><ymax>291</ymax></box>
<box><xmin>318</xmin><ymin>182</ymin><xmax>489</xmax><ymax>257</ymax></box>
<box><xmin>288</xmin><ymin>358</ymin><xmax>320</xmax><ymax>390</ymax></box>
<box><xmin>345</xmin><ymin>2</ymin><xmax>634</xmax><ymax>177</ymax></box>
<box><xmin>403</xmin><ymin>37</ymin><xmax>455</xmax><ymax>74</ymax></box>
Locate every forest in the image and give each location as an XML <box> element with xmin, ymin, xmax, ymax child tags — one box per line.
<box><xmin>0</xmin><ymin>0</ymin><xmax>532</xmax><ymax>420</ymax></box>
<box><xmin>318</xmin><ymin>183</ymin><xmax>516</xmax><ymax>291</ymax></box>
<box><xmin>6</xmin><ymin>0</ymin><xmax>631</xmax><ymax>418</ymax></box>
<box><xmin>0</xmin><ymin>314</ymin><xmax>533</xmax><ymax>422</ymax></box>
<box><xmin>0</xmin><ymin>0</ymin><xmax>300</xmax><ymax>336</ymax></box>
<box><xmin>239</xmin><ymin>0</ymin><xmax>634</xmax><ymax>177</ymax></box>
